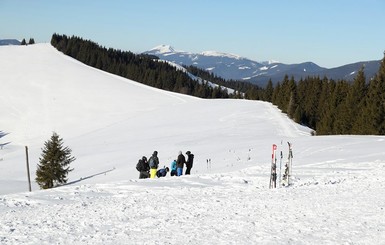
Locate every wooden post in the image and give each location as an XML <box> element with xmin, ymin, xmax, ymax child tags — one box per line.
<box><xmin>25</xmin><ymin>146</ymin><xmax>32</xmax><ymax>192</ymax></box>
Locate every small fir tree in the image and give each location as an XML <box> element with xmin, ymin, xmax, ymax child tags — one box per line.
<box><xmin>28</xmin><ymin>38</ymin><xmax>35</xmax><ymax>45</ymax></box>
<box><xmin>35</xmin><ymin>132</ymin><xmax>75</xmax><ymax>189</ymax></box>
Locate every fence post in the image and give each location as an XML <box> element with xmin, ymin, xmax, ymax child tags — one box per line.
<box><xmin>25</xmin><ymin>146</ymin><xmax>32</xmax><ymax>192</ymax></box>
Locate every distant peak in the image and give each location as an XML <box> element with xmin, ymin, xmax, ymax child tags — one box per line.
<box><xmin>201</xmin><ymin>51</ymin><xmax>243</xmax><ymax>60</ymax></box>
<box><xmin>149</xmin><ymin>44</ymin><xmax>177</xmax><ymax>54</ymax></box>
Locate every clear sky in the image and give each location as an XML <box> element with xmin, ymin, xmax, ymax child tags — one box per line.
<box><xmin>1</xmin><ymin>0</ymin><xmax>384</xmax><ymax>68</ymax></box>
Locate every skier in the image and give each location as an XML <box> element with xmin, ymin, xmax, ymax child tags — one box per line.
<box><xmin>148</xmin><ymin>151</ymin><xmax>160</xmax><ymax>179</ymax></box>
<box><xmin>185</xmin><ymin>151</ymin><xmax>194</xmax><ymax>175</ymax></box>
<box><xmin>170</xmin><ymin>159</ymin><xmax>177</xmax><ymax>176</ymax></box>
<box><xmin>136</xmin><ymin>156</ymin><xmax>150</xmax><ymax>179</ymax></box>
<box><xmin>156</xmin><ymin>167</ymin><xmax>169</xmax><ymax>178</ymax></box>
<box><xmin>176</xmin><ymin>151</ymin><xmax>186</xmax><ymax>176</ymax></box>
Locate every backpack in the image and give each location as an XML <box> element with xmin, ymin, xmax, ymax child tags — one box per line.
<box><xmin>149</xmin><ymin>157</ymin><xmax>157</xmax><ymax>168</ymax></box>
<box><xmin>136</xmin><ymin>159</ymin><xmax>143</xmax><ymax>171</ymax></box>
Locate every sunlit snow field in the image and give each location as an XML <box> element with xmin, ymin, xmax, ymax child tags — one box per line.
<box><xmin>0</xmin><ymin>44</ymin><xmax>384</xmax><ymax>244</ymax></box>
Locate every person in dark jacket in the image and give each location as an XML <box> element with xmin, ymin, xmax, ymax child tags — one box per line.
<box><xmin>185</xmin><ymin>151</ymin><xmax>194</xmax><ymax>175</ymax></box>
<box><xmin>149</xmin><ymin>151</ymin><xmax>160</xmax><ymax>179</ymax></box>
<box><xmin>156</xmin><ymin>167</ymin><xmax>169</xmax><ymax>178</ymax></box>
<box><xmin>136</xmin><ymin>156</ymin><xmax>150</xmax><ymax>179</ymax></box>
<box><xmin>176</xmin><ymin>151</ymin><xmax>186</xmax><ymax>176</ymax></box>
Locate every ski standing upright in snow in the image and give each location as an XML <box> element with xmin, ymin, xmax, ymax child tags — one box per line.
<box><xmin>279</xmin><ymin>140</ymin><xmax>283</xmax><ymax>185</ymax></box>
<box><xmin>269</xmin><ymin>144</ymin><xmax>277</xmax><ymax>188</ymax></box>
<box><xmin>282</xmin><ymin>142</ymin><xmax>293</xmax><ymax>186</ymax></box>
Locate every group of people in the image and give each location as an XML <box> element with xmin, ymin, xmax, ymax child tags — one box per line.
<box><xmin>136</xmin><ymin>150</ymin><xmax>194</xmax><ymax>179</ymax></box>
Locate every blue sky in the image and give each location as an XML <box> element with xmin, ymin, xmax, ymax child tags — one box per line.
<box><xmin>1</xmin><ymin>0</ymin><xmax>384</xmax><ymax>68</ymax></box>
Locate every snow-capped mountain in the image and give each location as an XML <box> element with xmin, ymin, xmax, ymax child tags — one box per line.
<box><xmin>144</xmin><ymin>45</ymin><xmax>380</xmax><ymax>86</ymax></box>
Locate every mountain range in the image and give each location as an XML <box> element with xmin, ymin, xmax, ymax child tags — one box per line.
<box><xmin>144</xmin><ymin>45</ymin><xmax>380</xmax><ymax>86</ymax></box>
<box><xmin>2</xmin><ymin>39</ymin><xmax>380</xmax><ymax>87</ymax></box>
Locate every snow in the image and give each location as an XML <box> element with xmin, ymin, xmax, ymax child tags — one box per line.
<box><xmin>158</xmin><ymin>59</ymin><xmax>235</xmax><ymax>94</ymax></box>
<box><xmin>259</xmin><ymin>66</ymin><xmax>269</xmax><ymax>71</ymax></box>
<box><xmin>261</xmin><ymin>60</ymin><xmax>280</xmax><ymax>65</ymax></box>
<box><xmin>1</xmin><ymin>44</ymin><xmax>385</xmax><ymax>244</ymax></box>
<box><xmin>201</xmin><ymin>51</ymin><xmax>243</xmax><ymax>60</ymax></box>
<box><xmin>238</xmin><ymin>66</ymin><xmax>251</xmax><ymax>70</ymax></box>
<box><xmin>270</xmin><ymin>64</ymin><xmax>279</xmax><ymax>69</ymax></box>
<box><xmin>148</xmin><ymin>44</ymin><xmax>176</xmax><ymax>54</ymax></box>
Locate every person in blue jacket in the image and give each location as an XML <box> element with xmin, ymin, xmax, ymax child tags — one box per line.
<box><xmin>170</xmin><ymin>159</ymin><xmax>177</xmax><ymax>176</ymax></box>
<box><xmin>156</xmin><ymin>167</ymin><xmax>169</xmax><ymax>178</ymax></box>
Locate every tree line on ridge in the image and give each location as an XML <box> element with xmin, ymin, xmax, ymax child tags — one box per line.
<box><xmin>50</xmin><ymin>34</ymin><xmax>385</xmax><ymax>135</ymax></box>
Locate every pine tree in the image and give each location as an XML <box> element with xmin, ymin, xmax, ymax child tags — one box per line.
<box><xmin>28</xmin><ymin>38</ymin><xmax>35</xmax><ymax>45</ymax></box>
<box><xmin>35</xmin><ymin>132</ymin><xmax>75</xmax><ymax>189</ymax></box>
<box><xmin>21</xmin><ymin>38</ymin><xmax>26</xmax><ymax>45</ymax></box>
<box><xmin>264</xmin><ymin>79</ymin><xmax>274</xmax><ymax>102</ymax></box>
<box><xmin>349</xmin><ymin>68</ymin><xmax>367</xmax><ymax>134</ymax></box>
<box><xmin>377</xmin><ymin>52</ymin><xmax>385</xmax><ymax>134</ymax></box>
<box><xmin>316</xmin><ymin>79</ymin><xmax>336</xmax><ymax>134</ymax></box>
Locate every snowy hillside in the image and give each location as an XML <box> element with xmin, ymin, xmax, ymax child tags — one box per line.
<box><xmin>1</xmin><ymin>44</ymin><xmax>385</xmax><ymax>244</ymax></box>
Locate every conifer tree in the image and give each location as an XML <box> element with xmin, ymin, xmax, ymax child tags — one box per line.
<box><xmin>21</xmin><ymin>38</ymin><xmax>26</xmax><ymax>45</ymax></box>
<box><xmin>349</xmin><ymin>68</ymin><xmax>367</xmax><ymax>134</ymax></box>
<box><xmin>28</xmin><ymin>38</ymin><xmax>35</xmax><ymax>45</ymax></box>
<box><xmin>376</xmin><ymin>53</ymin><xmax>385</xmax><ymax>134</ymax></box>
<box><xmin>264</xmin><ymin>79</ymin><xmax>274</xmax><ymax>102</ymax></box>
<box><xmin>316</xmin><ymin>79</ymin><xmax>336</xmax><ymax>134</ymax></box>
<box><xmin>35</xmin><ymin>132</ymin><xmax>75</xmax><ymax>189</ymax></box>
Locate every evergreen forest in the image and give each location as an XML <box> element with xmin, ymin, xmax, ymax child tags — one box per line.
<box><xmin>50</xmin><ymin>34</ymin><xmax>385</xmax><ymax>135</ymax></box>
<box><xmin>51</xmin><ymin>34</ymin><xmax>238</xmax><ymax>99</ymax></box>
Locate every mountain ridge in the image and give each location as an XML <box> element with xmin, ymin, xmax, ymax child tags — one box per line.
<box><xmin>144</xmin><ymin>45</ymin><xmax>380</xmax><ymax>86</ymax></box>
<box><xmin>0</xmin><ymin>39</ymin><xmax>21</xmax><ymax>46</ymax></box>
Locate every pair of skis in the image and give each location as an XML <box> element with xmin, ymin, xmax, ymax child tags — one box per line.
<box><xmin>270</xmin><ymin>141</ymin><xmax>293</xmax><ymax>188</ymax></box>
<box><xmin>269</xmin><ymin>144</ymin><xmax>278</xmax><ymax>188</ymax></box>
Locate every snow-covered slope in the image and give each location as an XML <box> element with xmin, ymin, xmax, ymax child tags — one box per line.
<box><xmin>1</xmin><ymin>44</ymin><xmax>385</xmax><ymax>244</ymax></box>
<box><xmin>0</xmin><ymin>43</ymin><xmax>309</xmax><ymax>194</ymax></box>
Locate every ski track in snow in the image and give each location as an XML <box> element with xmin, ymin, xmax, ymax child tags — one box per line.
<box><xmin>265</xmin><ymin>103</ymin><xmax>306</xmax><ymax>138</ymax></box>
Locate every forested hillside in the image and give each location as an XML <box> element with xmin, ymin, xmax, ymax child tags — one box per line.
<box><xmin>270</xmin><ymin>55</ymin><xmax>385</xmax><ymax>135</ymax></box>
<box><xmin>51</xmin><ymin>34</ymin><xmax>235</xmax><ymax>99</ymax></box>
<box><xmin>51</xmin><ymin>34</ymin><xmax>385</xmax><ymax>135</ymax></box>
<box><xmin>184</xmin><ymin>65</ymin><xmax>265</xmax><ymax>100</ymax></box>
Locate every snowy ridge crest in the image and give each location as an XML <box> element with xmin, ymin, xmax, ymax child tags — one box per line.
<box><xmin>200</xmin><ymin>51</ymin><xmax>243</xmax><ymax>60</ymax></box>
<box><xmin>148</xmin><ymin>44</ymin><xmax>177</xmax><ymax>54</ymax></box>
